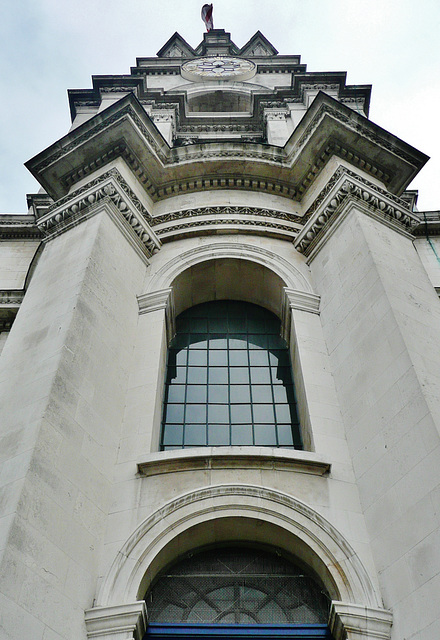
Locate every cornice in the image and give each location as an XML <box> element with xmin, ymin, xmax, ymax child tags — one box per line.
<box><xmin>0</xmin><ymin>290</ymin><xmax>24</xmax><ymax>307</ymax></box>
<box><xmin>0</xmin><ymin>215</ymin><xmax>41</xmax><ymax>240</ymax></box>
<box><xmin>36</xmin><ymin>169</ymin><xmax>161</xmax><ymax>259</ymax></box>
<box><xmin>284</xmin><ymin>289</ymin><xmax>321</xmax><ymax>314</ymax></box>
<box><xmin>295</xmin><ymin>167</ymin><xmax>419</xmax><ymax>260</ymax></box>
<box><xmin>137</xmin><ymin>287</ymin><xmax>175</xmax><ymax>340</ymax></box>
<box><xmin>27</xmin><ymin>93</ymin><xmax>427</xmax><ymax>207</ymax></box>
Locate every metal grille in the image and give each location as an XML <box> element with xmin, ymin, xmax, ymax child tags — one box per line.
<box><xmin>146</xmin><ymin>548</ymin><xmax>330</xmax><ymax>625</ymax></box>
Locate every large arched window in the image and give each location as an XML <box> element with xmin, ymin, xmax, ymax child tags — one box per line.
<box><xmin>144</xmin><ymin>546</ymin><xmax>332</xmax><ymax>638</ymax></box>
<box><xmin>160</xmin><ymin>301</ymin><xmax>302</xmax><ymax>450</ymax></box>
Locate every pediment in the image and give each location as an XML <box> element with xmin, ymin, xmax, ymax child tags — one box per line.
<box><xmin>240</xmin><ymin>31</ymin><xmax>278</xmax><ymax>57</ymax></box>
<box><xmin>156</xmin><ymin>32</ymin><xmax>196</xmax><ymax>58</ymax></box>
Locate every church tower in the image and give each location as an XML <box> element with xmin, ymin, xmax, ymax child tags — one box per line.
<box><xmin>1</xmin><ymin>28</ymin><xmax>440</xmax><ymax>640</ymax></box>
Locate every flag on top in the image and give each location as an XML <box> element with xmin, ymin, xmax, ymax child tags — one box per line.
<box><xmin>201</xmin><ymin>4</ymin><xmax>214</xmax><ymax>31</ymax></box>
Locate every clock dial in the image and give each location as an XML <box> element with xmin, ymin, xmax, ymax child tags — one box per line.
<box><xmin>181</xmin><ymin>57</ymin><xmax>256</xmax><ymax>82</ymax></box>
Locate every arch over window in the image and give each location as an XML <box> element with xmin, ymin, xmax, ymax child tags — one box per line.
<box><xmin>161</xmin><ymin>301</ymin><xmax>302</xmax><ymax>450</ymax></box>
<box><xmin>146</xmin><ymin>546</ymin><xmax>330</xmax><ymax>625</ymax></box>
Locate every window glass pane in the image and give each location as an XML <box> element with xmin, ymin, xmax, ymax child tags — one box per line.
<box><xmin>271</xmin><ymin>367</ymin><xmax>291</xmax><ymax>384</ymax></box>
<box><xmin>186</xmin><ymin>385</ymin><xmax>207</xmax><ymax>403</ymax></box>
<box><xmin>164</xmin><ymin>404</ymin><xmax>184</xmax><ymax>424</ymax></box>
<box><xmin>253</xmin><ymin>404</ymin><xmax>275</xmax><ymax>423</ymax></box>
<box><xmin>189</xmin><ymin>334</ymin><xmax>208</xmax><ymax>349</ymax></box>
<box><xmin>166</xmin><ymin>385</ymin><xmax>185</xmax><ymax>403</ymax></box>
<box><xmin>208</xmin><ymin>405</ymin><xmax>229</xmax><ymax>423</ymax></box>
<box><xmin>188</xmin><ymin>350</ymin><xmax>207</xmax><ymax>366</ymax></box>
<box><xmin>208</xmin><ymin>385</ymin><xmax>228</xmax><ymax>403</ymax></box>
<box><xmin>229</xmin><ymin>335</ymin><xmax>248</xmax><ymax>349</ymax></box>
<box><xmin>277</xmin><ymin>424</ymin><xmax>294</xmax><ymax>446</ymax></box>
<box><xmin>272</xmin><ymin>385</ymin><xmax>288</xmax><ymax>403</ymax></box>
<box><xmin>209</xmin><ymin>367</ymin><xmax>228</xmax><ymax>384</ymax></box>
<box><xmin>167</xmin><ymin>366</ymin><xmax>186</xmax><ymax>384</ymax></box>
<box><xmin>173</xmin><ymin>334</ymin><xmax>189</xmax><ymax>349</ymax></box>
<box><xmin>174</xmin><ymin>350</ymin><xmax>187</xmax><ymax>366</ymax></box>
<box><xmin>251</xmin><ymin>385</ymin><xmax>272</xmax><ymax>403</ymax></box>
<box><xmin>209</xmin><ymin>335</ymin><xmax>228</xmax><ymax>349</ymax></box>
<box><xmin>185</xmin><ymin>404</ymin><xmax>207</xmax><ymax>423</ymax></box>
<box><xmin>269</xmin><ymin>350</ymin><xmax>289</xmax><ymax>366</ymax></box>
<box><xmin>249</xmin><ymin>351</ymin><xmax>269</xmax><ymax>366</ymax></box>
<box><xmin>209</xmin><ymin>351</ymin><xmax>228</xmax><ymax>366</ymax></box>
<box><xmin>209</xmin><ymin>318</ymin><xmax>227</xmax><ymax>332</ymax></box>
<box><xmin>230</xmin><ymin>404</ymin><xmax>252</xmax><ymax>423</ymax></box>
<box><xmin>184</xmin><ymin>424</ymin><xmax>206</xmax><ymax>446</ymax></box>
<box><xmin>162</xmin><ymin>424</ymin><xmax>183</xmax><ymax>445</ymax></box>
<box><xmin>187</xmin><ymin>367</ymin><xmax>207</xmax><ymax>384</ymax></box>
<box><xmin>254</xmin><ymin>424</ymin><xmax>277</xmax><ymax>445</ymax></box>
<box><xmin>248</xmin><ymin>334</ymin><xmax>267</xmax><ymax>350</ymax></box>
<box><xmin>228</xmin><ymin>317</ymin><xmax>246</xmax><ymax>333</ymax></box>
<box><xmin>230</xmin><ymin>385</ymin><xmax>251</xmax><ymax>403</ymax></box>
<box><xmin>231</xmin><ymin>424</ymin><xmax>253</xmax><ymax>445</ymax></box>
<box><xmin>190</xmin><ymin>318</ymin><xmax>208</xmax><ymax>332</ymax></box>
<box><xmin>230</xmin><ymin>367</ymin><xmax>250</xmax><ymax>384</ymax></box>
<box><xmin>208</xmin><ymin>424</ymin><xmax>230</xmax><ymax>445</ymax></box>
<box><xmin>229</xmin><ymin>351</ymin><xmax>248</xmax><ymax>366</ymax></box>
<box><xmin>250</xmin><ymin>368</ymin><xmax>271</xmax><ymax>384</ymax></box>
<box><xmin>275</xmin><ymin>404</ymin><xmax>293</xmax><ymax>423</ymax></box>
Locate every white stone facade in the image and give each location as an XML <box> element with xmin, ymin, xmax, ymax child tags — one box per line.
<box><xmin>0</xmin><ymin>28</ymin><xmax>439</xmax><ymax>640</ymax></box>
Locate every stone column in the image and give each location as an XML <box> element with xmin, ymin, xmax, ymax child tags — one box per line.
<box><xmin>296</xmin><ymin>170</ymin><xmax>440</xmax><ymax>639</ymax></box>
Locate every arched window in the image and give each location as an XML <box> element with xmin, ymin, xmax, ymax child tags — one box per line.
<box><xmin>144</xmin><ymin>546</ymin><xmax>332</xmax><ymax>638</ymax></box>
<box><xmin>161</xmin><ymin>301</ymin><xmax>302</xmax><ymax>450</ymax></box>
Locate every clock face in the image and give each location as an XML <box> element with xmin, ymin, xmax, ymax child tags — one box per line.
<box><xmin>181</xmin><ymin>57</ymin><xmax>256</xmax><ymax>82</ymax></box>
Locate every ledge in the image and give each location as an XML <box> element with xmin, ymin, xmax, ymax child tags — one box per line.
<box><xmin>137</xmin><ymin>447</ymin><xmax>331</xmax><ymax>478</ymax></box>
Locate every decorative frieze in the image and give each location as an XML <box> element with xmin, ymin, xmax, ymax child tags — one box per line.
<box><xmin>152</xmin><ymin>205</ymin><xmax>302</xmax><ymax>227</ymax></box>
<box><xmin>36</xmin><ymin>169</ymin><xmax>161</xmax><ymax>259</ymax></box>
<box><xmin>295</xmin><ymin>167</ymin><xmax>419</xmax><ymax>259</ymax></box>
<box><xmin>0</xmin><ymin>290</ymin><xmax>24</xmax><ymax>307</ymax></box>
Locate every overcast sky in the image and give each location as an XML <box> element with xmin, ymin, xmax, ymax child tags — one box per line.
<box><xmin>1</xmin><ymin>0</ymin><xmax>439</xmax><ymax>213</ymax></box>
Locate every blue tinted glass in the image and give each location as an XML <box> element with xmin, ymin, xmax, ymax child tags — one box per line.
<box><xmin>249</xmin><ymin>351</ymin><xmax>269</xmax><ymax>366</ymax></box>
<box><xmin>229</xmin><ymin>335</ymin><xmax>248</xmax><ymax>349</ymax></box>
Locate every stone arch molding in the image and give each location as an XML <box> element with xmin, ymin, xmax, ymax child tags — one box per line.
<box><xmin>96</xmin><ymin>484</ymin><xmax>380</xmax><ymax>609</ymax></box>
<box><xmin>145</xmin><ymin>241</ymin><xmax>313</xmax><ymax>294</ymax></box>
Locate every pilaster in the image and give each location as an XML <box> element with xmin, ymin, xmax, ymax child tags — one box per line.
<box><xmin>302</xmin><ymin>173</ymin><xmax>440</xmax><ymax>638</ymax></box>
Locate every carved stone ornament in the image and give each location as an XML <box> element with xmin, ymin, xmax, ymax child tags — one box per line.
<box><xmin>295</xmin><ymin>167</ymin><xmax>419</xmax><ymax>260</ymax></box>
<box><xmin>36</xmin><ymin>169</ymin><xmax>161</xmax><ymax>259</ymax></box>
